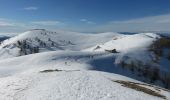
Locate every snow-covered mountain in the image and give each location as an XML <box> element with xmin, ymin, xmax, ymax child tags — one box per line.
<box><xmin>0</xmin><ymin>29</ymin><xmax>119</xmax><ymax>59</ymax></box>
<box><xmin>0</xmin><ymin>29</ymin><xmax>170</xmax><ymax>100</ymax></box>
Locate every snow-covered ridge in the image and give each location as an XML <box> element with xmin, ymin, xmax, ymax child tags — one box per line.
<box><xmin>85</xmin><ymin>32</ymin><xmax>160</xmax><ymax>52</ymax></box>
<box><xmin>0</xmin><ymin>29</ymin><xmax>170</xmax><ymax>100</ymax></box>
<box><xmin>1</xmin><ymin>29</ymin><xmax>120</xmax><ymax>48</ymax></box>
<box><xmin>0</xmin><ymin>29</ymin><xmax>120</xmax><ymax>59</ymax></box>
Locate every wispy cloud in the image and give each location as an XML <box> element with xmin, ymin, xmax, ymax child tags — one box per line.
<box><xmin>0</xmin><ymin>21</ymin><xmax>14</xmax><ymax>27</ymax></box>
<box><xmin>80</xmin><ymin>19</ymin><xmax>95</xmax><ymax>24</ymax></box>
<box><xmin>0</xmin><ymin>18</ymin><xmax>31</xmax><ymax>34</ymax></box>
<box><xmin>0</xmin><ymin>18</ymin><xmax>66</xmax><ymax>34</ymax></box>
<box><xmin>110</xmin><ymin>14</ymin><xmax>170</xmax><ymax>24</ymax></box>
<box><xmin>31</xmin><ymin>21</ymin><xmax>61</xmax><ymax>26</ymax></box>
<box><xmin>0</xmin><ymin>18</ymin><xmax>14</xmax><ymax>27</ymax></box>
<box><xmin>2</xmin><ymin>14</ymin><xmax>170</xmax><ymax>34</ymax></box>
<box><xmin>95</xmin><ymin>14</ymin><xmax>170</xmax><ymax>32</ymax></box>
<box><xmin>87</xmin><ymin>21</ymin><xmax>95</xmax><ymax>24</ymax></box>
<box><xmin>24</xmin><ymin>7</ymin><xmax>38</xmax><ymax>11</ymax></box>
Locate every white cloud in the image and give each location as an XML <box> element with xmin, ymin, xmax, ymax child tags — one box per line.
<box><xmin>0</xmin><ymin>18</ymin><xmax>66</xmax><ymax>34</ymax></box>
<box><xmin>0</xmin><ymin>21</ymin><xmax>14</xmax><ymax>27</ymax></box>
<box><xmin>80</xmin><ymin>19</ymin><xmax>95</xmax><ymax>24</ymax></box>
<box><xmin>95</xmin><ymin>14</ymin><xmax>170</xmax><ymax>32</ymax></box>
<box><xmin>31</xmin><ymin>21</ymin><xmax>61</xmax><ymax>26</ymax></box>
<box><xmin>24</xmin><ymin>7</ymin><xmax>38</xmax><ymax>11</ymax></box>
<box><xmin>0</xmin><ymin>18</ymin><xmax>32</xmax><ymax>34</ymax></box>
<box><xmin>0</xmin><ymin>18</ymin><xmax>14</xmax><ymax>27</ymax></box>
<box><xmin>111</xmin><ymin>14</ymin><xmax>170</xmax><ymax>24</ymax></box>
<box><xmin>2</xmin><ymin>14</ymin><xmax>170</xmax><ymax>34</ymax></box>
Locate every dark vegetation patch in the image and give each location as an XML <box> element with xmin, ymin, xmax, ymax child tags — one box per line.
<box><xmin>119</xmin><ymin>32</ymin><xmax>137</xmax><ymax>35</ymax></box>
<box><xmin>119</xmin><ymin>60</ymin><xmax>163</xmax><ymax>83</ymax></box>
<box><xmin>168</xmin><ymin>52</ymin><xmax>170</xmax><ymax>60</ymax></box>
<box><xmin>127</xmin><ymin>81</ymin><xmax>170</xmax><ymax>92</ymax></box>
<box><xmin>117</xmin><ymin>37</ymin><xmax>170</xmax><ymax>89</ymax></box>
<box><xmin>16</xmin><ymin>40</ymin><xmax>39</xmax><ymax>56</ymax></box>
<box><xmin>149</xmin><ymin>37</ymin><xmax>170</xmax><ymax>89</ymax></box>
<box><xmin>105</xmin><ymin>49</ymin><xmax>119</xmax><ymax>53</ymax></box>
<box><xmin>119</xmin><ymin>59</ymin><xmax>170</xmax><ymax>89</ymax></box>
<box><xmin>93</xmin><ymin>45</ymin><xmax>101</xmax><ymax>50</ymax></box>
<box><xmin>40</xmin><ymin>69</ymin><xmax>62</xmax><ymax>73</ymax></box>
<box><xmin>113</xmin><ymin>80</ymin><xmax>166</xmax><ymax>99</ymax></box>
<box><xmin>149</xmin><ymin>37</ymin><xmax>170</xmax><ymax>60</ymax></box>
<box><xmin>40</xmin><ymin>69</ymin><xmax>80</xmax><ymax>73</ymax></box>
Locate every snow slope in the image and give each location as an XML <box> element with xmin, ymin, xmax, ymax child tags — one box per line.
<box><xmin>0</xmin><ymin>29</ymin><xmax>170</xmax><ymax>100</ymax></box>
<box><xmin>86</xmin><ymin>33</ymin><xmax>159</xmax><ymax>52</ymax></box>
<box><xmin>0</xmin><ymin>51</ymin><xmax>169</xmax><ymax>100</ymax></box>
<box><xmin>85</xmin><ymin>32</ymin><xmax>160</xmax><ymax>66</ymax></box>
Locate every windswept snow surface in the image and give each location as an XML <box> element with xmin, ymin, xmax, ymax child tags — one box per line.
<box><xmin>0</xmin><ymin>29</ymin><xmax>169</xmax><ymax>100</ymax></box>
<box><xmin>0</xmin><ymin>51</ymin><xmax>169</xmax><ymax>100</ymax></box>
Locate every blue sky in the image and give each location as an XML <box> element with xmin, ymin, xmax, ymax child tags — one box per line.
<box><xmin>0</xmin><ymin>0</ymin><xmax>170</xmax><ymax>34</ymax></box>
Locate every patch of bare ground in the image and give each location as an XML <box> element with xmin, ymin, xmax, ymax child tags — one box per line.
<box><xmin>113</xmin><ymin>80</ymin><xmax>167</xmax><ymax>99</ymax></box>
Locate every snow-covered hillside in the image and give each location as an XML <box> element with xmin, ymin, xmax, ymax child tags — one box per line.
<box><xmin>0</xmin><ymin>29</ymin><xmax>170</xmax><ymax>100</ymax></box>
<box><xmin>0</xmin><ymin>29</ymin><xmax>119</xmax><ymax>59</ymax></box>
<box><xmin>0</xmin><ymin>50</ymin><xmax>170</xmax><ymax>100</ymax></box>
